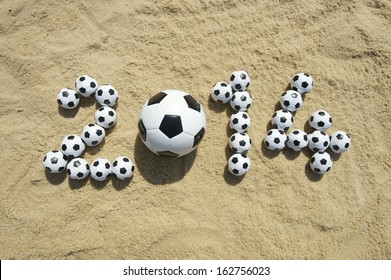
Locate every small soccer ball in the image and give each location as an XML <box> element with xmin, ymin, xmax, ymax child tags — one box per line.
<box><xmin>139</xmin><ymin>90</ymin><xmax>206</xmax><ymax>157</ymax></box>
<box><xmin>67</xmin><ymin>158</ymin><xmax>90</xmax><ymax>180</ymax></box>
<box><xmin>57</xmin><ymin>88</ymin><xmax>80</xmax><ymax>109</ymax></box>
<box><xmin>329</xmin><ymin>131</ymin><xmax>351</xmax><ymax>153</ymax></box>
<box><xmin>80</xmin><ymin>124</ymin><xmax>106</xmax><ymax>146</ymax></box>
<box><xmin>228</xmin><ymin>132</ymin><xmax>252</xmax><ymax>154</ymax></box>
<box><xmin>75</xmin><ymin>75</ymin><xmax>98</xmax><ymax>97</ymax></box>
<box><xmin>309</xmin><ymin>110</ymin><xmax>333</xmax><ymax>131</ymax></box>
<box><xmin>310</xmin><ymin>151</ymin><xmax>333</xmax><ymax>174</ymax></box>
<box><xmin>95</xmin><ymin>84</ymin><xmax>118</xmax><ymax>107</ymax></box>
<box><xmin>90</xmin><ymin>158</ymin><xmax>112</xmax><ymax>181</ymax></box>
<box><xmin>230</xmin><ymin>91</ymin><xmax>252</xmax><ymax>111</ymax></box>
<box><xmin>229</xmin><ymin>111</ymin><xmax>251</xmax><ymax>133</ymax></box>
<box><xmin>227</xmin><ymin>154</ymin><xmax>250</xmax><ymax>176</ymax></box>
<box><xmin>308</xmin><ymin>130</ymin><xmax>330</xmax><ymax>152</ymax></box>
<box><xmin>280</xmin><ymin>90</ymin><xmax>303</xmax><ymax>112</ymax></box>
<box><xmin>60</xmin><ymin>134</ymin><xmax>86</xmax><ymax>158</ymax></box>
<box><xmin>264</xmin><ymin>129</ymin><xmax>287</xmax><ymax>151</ymax></box>
<box><xmin>211</xmin><ymin>82</ymin><xmax>232</xmax><ymax>103</ymax></box>
<box><xmin>286</xmin><ymin>129</ymin><xmax>308</xmax><ymax>151</ymax></box>
<box><xmin>112</xmin><ymin>156</ymin><xmax>135</xmax><ymax>180</ymax></box>
<box><xmin>94</xmin><ymin>107</ymin><xmax>117</xmax><ymax>129</ymax></box>
<box><xmin>291</xmin><ymin>72</ymin><xmax>313</xmax><ymax>94</ymax></box>
<box><xmin>42</xmin><ymin>150</ymin><xmax>68</xmax><ymax>173</ymax></box>
<box><xmin>272</xmin><ymin>109</ymin><xmax>293</xmax><ymax>131</ymax></box>
<box><xmin>229</xmin><ymin>70</ymin><xmax>250</xmax><ymax>92</ymax></box>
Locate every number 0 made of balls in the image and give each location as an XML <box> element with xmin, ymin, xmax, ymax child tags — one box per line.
<box><xmin>138</xmin><ymin>90</ymin><xmax>206</xmax><ymax>157</ymax></box>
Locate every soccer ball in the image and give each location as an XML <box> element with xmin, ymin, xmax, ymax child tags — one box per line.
<box><xmin>75</xmin><ymin>75</ymin><xmax>98</xmax><ymax>97</ymax></box>
<box><xmin>272</xmin><ymin>109</ymin><xmax>293</xmax><ymax>131</ymax></box>
<box><xmin>280</xmin><ymin>90</ymin><xmax>303</xmax><ymax>112</ymax></box>
<box><xmin>228</xmin><ymin>132</ymin><xmax>252</xmax><ymax>154</ymax></box>
<box><xmin>95</xmin><ymin>84</ymin><xmax>118</xmax><ymax>107</ymax></box>
<box><xmin>308</xmin><ymin>130</ymin><xmax>330</xmax><ymax>152</ymax></box>
<box><xmin>138</xmin><ymin>90</ymin><xmax>206</xmax><ymax>157</ymax></box>
<box><xmin>60</xmin><ymin>134</ymin><xmax>86</xmax><ymax>158</ymax></box>
<box><xmin>229</xmin><ymin>70</ymin><xmax>250</xmax><ymax>92</ymax></box>
<box><xmin>211</xmin><ymin>82</ymin><xmax>232</xmax><ymax>103</ymax></box>
<box><xmin>227</xmin><ymin>154</ymin><xmax>250</xmax><ymax>176</ymax></box>
<box><xmin>57</xmin><ymin>88</ymin><xmax>80</xmax><ymax>109</ymax></box>
<box><xmin>286</xmin><ymin>129</ymin><xmax>308</xmax><ymax>151</ymax></box>
<box><xmin>81</xmin><ymin>124</ymin><xmax>106</xmax><ymax>146</ymax></box>
<box><xmin>291</xmin><ymin>72</ymin><xmax>313</xmax><ymax>94</ymax></box>
<box><xmin>230</xmin><ymin>91</ymin><xmax>252</xmax><ymax>111</ymax></box>
<box><xmin>90</xmin><ymin>158</ymin><xmax>112</xmax><ymax>181</ymax></box>
<box><xmin>329</xmin><ymin>131</ymin><xmax>351</xmax><ymax>153</ymax></box>
<box><xmin>112</xmin><ymin>156</ymin><xmax>135</xmax><ymax>180</ymax></box>
<box><xmin>94</xmin><ymin>107</ymin><xmax>117</xmax><ymax>128</ymax></box>
<box><xmin>264</xmin><ymin>129</ymin><xmax>287</xmax><ymax>151</ymax></box>
<box><xmin>229</xmin><ymin>111</ymin><xmax>250</xmax><ymax>133</ymax></box>
<box><xmin>42</xmin><ymin>150</ymin><xmax>68</xmax><ymax>173</ymax></box>
<box><xmin>310</xmin><ymin>151</ymin><xmax>333</xmax><ymax>174</ymax></box>
<box><xmin>67</xmin><ymin>158</ymin><xmax>90</xmax><ymax>180</ymax></box>
<box><xmin>309</xmin><ymin>110</ymin><xmax>332</xmax><ymax>131</ymax></box>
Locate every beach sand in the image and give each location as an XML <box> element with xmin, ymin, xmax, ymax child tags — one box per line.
<box><xmin>0</xmin><ymin>0</ymin><xmax>390</xmax><ymax>259</ymax></box>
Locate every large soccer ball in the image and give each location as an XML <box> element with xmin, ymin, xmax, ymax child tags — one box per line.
<box><xmin>138</xmin><ymin>90</ymin><xmax>206</xmax><ymax>157</ymax></box>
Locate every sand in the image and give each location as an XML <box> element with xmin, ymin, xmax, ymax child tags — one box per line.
<box><xmin>0</xmin><ymin>0</ymin><xmax>390</xmax><ymax>260</ymax></box>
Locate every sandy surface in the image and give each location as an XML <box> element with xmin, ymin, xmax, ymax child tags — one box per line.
<box><xmin>0</xmin><ymin>0</ymin><xmax>390</xmax><ymax>260</ymax></box>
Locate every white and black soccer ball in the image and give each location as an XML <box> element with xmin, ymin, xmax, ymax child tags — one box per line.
<box><xmin>67</xmin><ymin>158</ymin><xmax>90</xmax><ymax>180</ymax></box>
<box><xmin>75</xmin><ymin>75</ymin><xmax>98</xmax><ymax>97</ymax></box>
<box><xmin>229</xmin><ymin>111</ymin><xmax>250</xmax><ymax>133</ymax></box>
<box><xmin>95</xmin><ymin>84</ymin><xmax>118</xmax><ymax>107</ymax></box>
<box><xmin>291</xmin><ymin>72</ymin><xmax>313</xmax><ymax>94</ymax></box>
<box><xmin>227</xmin><ymin>154</ymin><xmax>250</xmax><ymax>176</ymax></box>
<box><xmin>57</xmin><ymin>88</ymin><xmax>80</xmax><ymax>109</ymax></box>
<box><xmin>286</xmin><ymin>129</ymin><xmax>308</xmax><ymax>151</ymax></box>
<box><xmin>90</xmin><ymin>158</ymin><xmax>112</xmax><ymax>181</ymax></box>
<box><xmin>211</xmin><ymin>82</ymin><xmax>232</xmax><ymax>103</ymax></box>
<box><xmin>309</xmin><ymin>110</ymin><xmax>332</xmax><ymax>131</ymax></box>
<box><xmin>60</xmin><ymin>134</ymin><xmax>86</xmax><ymax>158</ymax></box>
<box><xmin>229</xmin><ymin>70</ymin><xmax>250</xmax><ymax>92</ymax></box>
<box><xmin>280</xmin><ymin>90</ymin><xmax>303</xmax><ymax>112</ymax></box>
<box><xmin>272</xmin><ymin>109</ymin><xmax>293</xmax><ymax>131</ymax></box>
<box><xmin>228</xmin><ymin>132</ymin><xmax>252</xmax><ymax>154</ymax></box>
<box><xmin>95</xmin><ymin>107</ymin><xmax>117</xmax><ymax>129</ymax></box>
<box><xmin>112</xmin><ymin>156</ymin><xmax>135</xmax><ymax>180</ymax></box>
<box><xmin>264</xmin><ymin>129</ymin><xmax>287</xmax><ymax>151</ymax></box>
<box><xmin>138</xmin><ymin>90</ymin><xmax>206</xmax><ymax>157</ymax></box>
<box><xmin>230</xmin><ymin>91</ymin><xmax>252</xmax><ymax>111</ymax></box>
<box><xmin>80</xmin><ymin>124</ymin><xmax>106</xmax><ymax>146</ymax></box>
<box><xmin>42</xmin><ymin>150</ymin><xmax>68</xmax><ymax>173</ymax></box>
<box><xmin>329</xmin><ymin>131</ymin><xmax>351</xmax><ymax>153</ymax></box>
<box><xmin>310</xmin><ymin>151</ymin><xmax>333</xmax><ymax>174</ymax></box>
<box><xmin>308</xmin><ymin>130</ymin><xmax>330</xmax><ymax>152</ymax></box>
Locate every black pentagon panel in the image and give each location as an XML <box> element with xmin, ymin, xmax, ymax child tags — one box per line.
<box><xmin>159</xmin><ymin>115</ymin><xmax>183</xmax><ymax>139</ymax></box>
<box><xmin>62</xmin><ymin>91</ymin><xmax>69</xmax><ymax>97</ymax></box>
<box><xmin>333</xmin><ymin>145</ymin><xmax>339</xmax><ymax>151</ymax></box>
<box><xmin>113</xmin><ymin>161</ymin><xmax>118</xmax><ymax>167</ymax></box>
<box><xmin>90</xmin><ymin>82</ymin><xmax>96</xmax><ymax>88</ymax></box>
<box><xmin>105</xmin><ymin>163</ymin><xmax>110</xmax><ymax>169</ymax></box>
<box><xmin>265</xmin><ymin>141</ymin><xmax>270</xmax><ymax>147</ymax></box>
<box><xmin>221</xmin><ymin>82</ymin><xmax>228</xmax><ymax>87</ymax></box>
<box><xmin>293</xmin><ymin>75</ymin><xmax>299</xmax><ymax>81</ymax></box>
<box><xmin>58</xmin><ymin>166</ymin><xmax>65</xmax><ymax>172</ymax></box>
<box><xmin>304</xmin><ymin>73</ymin><xmax>310</xmax><ymax>77</ymax></box>
<box><xmin>77</xmin><ymin>172</ymin><xmax>84</xmax><ymax>178</ymax></box>
<box><xmin>302</xmin><ymin>81</ymin><xmax>309</xmax><ymax>88</ymax></box>
<box><xmin>242</xmin><ymin>124</ymin><xmax>248</xmax><ymax>129</ymax></box>
<box><xmin>98</xmin><ymin>116</ymin><xmax>105</xmax><ymax>122</ymax></box>
<box><xmin>292</xmin><ymin>86</ymin><xmax>298</xmax><ymax>91</ymax></box>
<box><xmin>45</xmin><ymin>166</ymin><xmax>51</xmax><ymax>171</ymax></box>
<box><xmin>239</xmin><ymin>140</ymin><xmax>246</xmax><ymax>146</ymax></box>
<box><xmin>230</xmin><ymin>74</ymin><xmax>235</xmax><ymax>81</ymax></box>
<box><xmin>240</xmin><ymin>73</ymin><xmax>247</xmax><ymax>80</ymax></box>
<box><xmin>312</xmin><ymin>137</ymin><xmax>319</xmax><ymax>143</ymax></box>
<box><xmin>157</xmin><ymin>150</ymin><xmax>179</xmax><ymax>157</ymax></box>
<box><xmin>232</xmin><ymin>169</ymin><xmax>239</xmax><ymax>174</ymax></box>
<box><xmin>88</xmin><ymin>124</ymin><xmax>95</xmax><ymax>127</ymax></box>
<box><xmin>51</xmin><ymin>157</ymin><xmax>58</xmax><ymax>164</ymax></box>
<box><xmin>274</xmin><ymin>138</ymin><xmax>280</xmax><ymax>144</ymax></box>
<box><xmin>96</xmin><ymin>129</ymin><xmax>103</xmax><ymax>136</ymax></box>
<box><xmin>84</xmin><ymin>131</ymin><xmax>90</xmax><ymax>138</ymax></box>
<box><xmin>295</xmin><ymin>103</ymin><xmax>300</xmax><ymax>108</ymax></box>
<box><xmin>131</xmin><ymin>166</ymin><xmax>135</xmax><ymax>172</ymax></box>
<box><xmin>311</xmin><ymin>157</ymin><xmax>315</xmax><ymax>163</ymax></box>
<box><xmin>310</xmin><ymin>116</ymin><xmax>314</xmax><ymax>122</ymax></box>
<box><xmin>193</xmin><ymin>127</ymin><xmax>205</xmax><ymax>148</ymax></box>
<box><xmin>243</xmin><ymin>162</ymin><xmax>249</xmax><ymax>169</ymax></box>
<box><xmin>326</xmin><ymin>167</ymin><xmax>331</xmax><ymax>172</ymax></box>
<box><xmin>318</xmin><ymin>111</ymin><xmax>326</xmax><ymax>116</ymax></box>
<box><xmin>240</xmin><ymin>95</ymin><xmax>247</xmax><ymax>102</ymax></box>
<box><xmin>67</xmin><ymin>169</ymin><xmax>71</xmax><ymax>175</ymax></box>
<box><xmin>232</xmin><ymin>118</ymin><xmax>239</xmax><ymax>124</ymax></box>
<box><xmin>267</xmin><ymin>130</ymin><xmax>273</xmax><ymax>136</ymax></box>
<box><xmin>230</xmin><ymin>135</ymin><xmax>236</xmax><ymax>142</ymax></box>
<box><xmin>231</xmin><ymin>157</ymin><xmax>239</xmax><ymax>164</ymax></box>
<box><xmin>68</xmin><ymin>135</ymin><xmax>75</xmax><ymax>140</ymax></box>
<box><xmin>61</xmin><ymin>144</ymin><xmax>67</xmax><ymax>151</ymax></box>
<box><xmin>213</xmin><ymin>89</ymin><xmax>220</xmax><ymax>96</ymax></box>
<box><xmin>291</xmin><ymin>92</ymin><xmax>298</xmax><ymax>98</ymax></box>
<box><xmin>317</xmin><ymin>121</ymin><xmax>325</xmax><ymax>127</ymax></box>
<box><xmin>91</xmin><ymin>140</ymin><xmax>98</xmax><ymax>145</ymax></box>
<box><xmin>108</xmin><ymin>121</ymin><xmax>114</xmax><ymax>127</ymax></box>
<box><xmin>73</xmin><ymin>144</ymin><xmax>80</xmax><ymax>151</ymax></box>
<box><xmin>148</xmin><ymin>91</ymin><xmax>167</xmax><ymax>105</ymax></box>
<box><xmin>324</xmin><ymin>141</ymin><xmax>329</xmax><ymax>147</ymax></box>
<box><xmin>345</xmin><ymin>143</ymin><xmax>350</xmax><ymax>148</ymax></box>
<box><xmin>284</xmin><ymin>101</ymin><xmax>290</xmax><ymax>107</ymax></box>
<box><xmin>68</xmin><ymin>102</ymin><xmax>74</xmax><ymax>107</ymax></box>
<box><xmin>96</xmin><ymin>171</ymin><xmax>103</xmax><ymax>177</ymax></box>
<box><xmin>120</xmin><ymin>167</ymin><xmax>127</xmax><ymax>174</ymax></box>
<box><xmin>242</xmin><ymin>113</ymin><xmax>248</xmax><ymax>119</ymax></box>
<box><xmin>314</xmin><ymin>168</ymin><xmax>321</xmax><ymax>173</ymax></box>
<box><xmin>337</xmin><ymin>133</ymin><xmax>344</xmax><ymax>140</ymax></box>
<box><xmin>104</xmin><ymin>100</ymin><xmax>110</xmax><ymax>105</ymax></box>
<box><xmin>293</xmin><ymin>130</ymin><xmax>299</xmax><ymax>135</ymax></box>
<box><xmin>108</xmin><ymin>111</ymin><xmax>114</xmax><ymax>117</ymax></box>
<box><xmin>138</xmin><ymin>119</ymin><xmax>147</xmax><ymax>141</ymax></box>
<box><xmin>293</xmin><ymin>140</ymin><xmax>300</xmax><ymax>146</ymax></box>
<box><xmin>74</xmin><ymin>160</ymin><xmax>81</xmax><ymax>167</ymax></box>
<box><xmin>57</xmin><ymin>99</ymin><xmax>62</xmax><ymax>105</ymax></box>
<box><xmin>234</xmin><ymin>105</ymin><xmax>241</xmax><ymax>110</ymax></box>
<box><xmin>123</xmin><ymin>157</ymin><xmax>129</xmax><ymax>162</ymax></box>
<box><xmin>93</xmin><ymin>161</ymin><xmax>99</xmax><ymax>167</ymax></box>
<box><xmin>97</xmin><ymin>89</ymin><xmax>103</xmax><ymax>96</ymax></box>
<box><xmin>304</xmin><ymin>135</ymin><xmax>308</xmax><ymax>141</ymax></box>
<box><xmin>79</xmin><ymin>76</ymin><xmax>86</xmax><ymax>81</ymax></box>
<box><xmin>235</xmin><ymin>84</ymin><xmax>241</xmax><ymax>90</ymax></box>
<box><xmin>183</xmin><ymin>95</ymin><xmax>201</xmax><ymax>112</ymax></box>
<box><xmin>280</xmin><ymin>117</ymin><xmax>287</xmax><ymax>123</ymax></box>
<box><xmin>225</xmin><ymin>92</ymin><xmax>230</xmax><ymax>98</ymax></box>
<box><xmin>109</xmin><ymin>89</ymin><xmax>115</xmax><ymax>95</ymax></box>
<box><xmin>320</xmin><ymin>159</ymin><xmax>327</xmax><ymax>165</ymax></box>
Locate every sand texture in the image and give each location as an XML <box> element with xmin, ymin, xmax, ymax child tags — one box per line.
<box><xmin>0</xmin><ymin>0</ymin><xmax>390</xmax><ymax>259</ymax></box>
